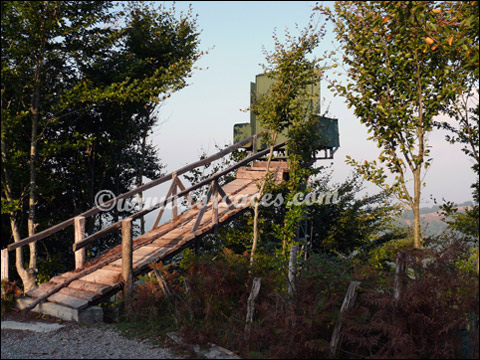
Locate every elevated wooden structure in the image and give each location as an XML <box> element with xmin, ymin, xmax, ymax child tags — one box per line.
<box><xmin>11</xmin><ymin>134</ymin><xmax>289</xmax><ymax>321</ymax></box>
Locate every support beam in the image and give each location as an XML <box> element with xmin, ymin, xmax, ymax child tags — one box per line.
<box><xmin>151</xmin><ymin>174</ymin><xmax>177</xmax><ymax>230</ymax></box>
<box><xmin>192</xmin><ymin>181</ymin><xmax>214</xmax><ymax>233</ymax></box>
<box><xmin>121</xmin><ymin>218</ymin><xmax>133</xmax><ymax>304</ymax></box>
<box><xmin>74</xmin><ymin>216</ymin><xmax>86</xmax><ymax>270</ymax></box>
<box><xmin>172</xmin><ymin>174</ymin><xmax>178</xmax><ymax>222</ymax></box>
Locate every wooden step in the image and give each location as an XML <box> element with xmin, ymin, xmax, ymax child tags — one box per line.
<box><xmin>253</xmin><ymin>160</ymin><xmax>289</xmax><ymax>169</ymax></box>
<box><xmin>80</xmin><ymin>268</ymin><xmax>122</xmax><ymax>286</ymax></box>
<box><xmin>47</xmin><ymin>292</ymin><xmax>90</xmax><ymax>310</ymax></box>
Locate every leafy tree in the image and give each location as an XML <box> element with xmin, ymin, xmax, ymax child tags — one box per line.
<box><xmin>250</xmin><ymin>19</ymin><xmax>327</xmax><ymax>264</ymax></box>
<box><xmin>308</xmin><ymin>172</ymin><xmax>405</xmax><ymax>258</ymax></box>
<box><xmin>425</xmin><ymin>1</ymin><xmax>479</xmax><ymax>272</ymax></box>
<box><xmin>1</xmin><ymin>1</ymin><xmax>117</xmax><ymax>291</ymax></box>
<box><xmin>1</xmin><ymin>1</ymin><xmax>202</xmax><ymax>290</ymax></box>
<box><xmin>322</xmin><ymin>1</ymin><xmax>470</xmax><ymax>248</ymax></box>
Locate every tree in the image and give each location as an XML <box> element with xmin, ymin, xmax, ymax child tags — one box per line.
<box><xmin>1</xmin><ymin>1</ymin><xmax>202</xmax><ymax>290</ymax></box>
<box><xmin>425</xmin><ymin>1</ymin><xmax>479</xmax><ymax>272</ymax></box>
<box><xmin>322</xmin><ymin>1</ymin><xmax>469</xmax><ymax>248</ymax></box>
<box><xmin>1</xmin><ymin>1</ymin><xmax>117</xmax><ymax>291</ymax></box>
<box><xmin>249</xmin><ymin>19</ymin><xmax>326</xmax><ymax>264</ymax></box>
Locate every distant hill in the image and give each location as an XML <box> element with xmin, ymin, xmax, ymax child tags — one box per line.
<box><xmin>400</xmin><ymin>201</ymin><xmax>474</xmax><ymax>236</ymax></box>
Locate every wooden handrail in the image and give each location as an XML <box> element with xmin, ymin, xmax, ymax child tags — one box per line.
<box><xmin>72</xmin><ymin>140</ymin><xmax>286</xmax><ymax>252</ymax></box>
<box><xmin>8</xmin><ymin>133</ymin><xmax>263</xmax><ymax>252</ymax></box>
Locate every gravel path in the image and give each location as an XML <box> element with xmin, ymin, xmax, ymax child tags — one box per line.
<box><xmin>1</xmin><ymin>315</ymin><xmax>179</xmax><ymax>359</ymax></box>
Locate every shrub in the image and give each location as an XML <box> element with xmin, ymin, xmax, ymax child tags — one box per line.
<box><xmin>342</xmin><ymin>243</ymin><xmax>479</xmax><ymax>359</ymax></box>
<box><xmin>1</xmin><ymin>280</ymin><xmax>22</xmax><ymax>318</ymax></box>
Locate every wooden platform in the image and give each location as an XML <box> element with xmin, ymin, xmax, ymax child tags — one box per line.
<box><xmin>19</xmin><ymin>164</ymin><xmax>286</xmax><ymax>321</ymax></box>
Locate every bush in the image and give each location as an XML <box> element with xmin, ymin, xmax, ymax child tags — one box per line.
<box><xmin>125</xmin><ymin>241</ymin><xmax>479</xmax><ymax>359</ymax></box>
<box><xmin>342</xmin><ymin>242</ymin><xmax>479</xmax><ymax>359</ymax></box>
<box><xmin>1</xmin><ymin>280</ymin><xmax>22</xmax><ymax>318</ymax></box>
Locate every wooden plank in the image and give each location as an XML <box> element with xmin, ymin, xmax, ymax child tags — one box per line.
<box><xmin>132</xmin><ymin>249</ymin><xmax>170</xmax><ymax>270</ymax></box>
<box><xmin>134</xmin><ymin>246</ymin><xmax>168</xmax><ymax>255</ymax></box>
<box><xmin>253</xmin><ymin>160</ymin><xmax>289</xmax><ymax>169</ymax></box>
<box><xmin>236</xmin><ymin>168</ymin><xmax>267</xmax><ymax>180</ymax></box>
<box><xmin>26</xmin><ymin>282</ymin><xmax>59</xmax><ymax>299</ymax></box>
<box><xmin>47</xmin><ymin>292</ymin><xmax>90</xmax><ymax>310</ymax></box>
<box><xmin>80</xmin><ymin>268</ymin><xmax>122</xmax><ymax>286</ymax></box>
<box><xmin>67</xmin><ymin>280</ymin><xmax>112</xmax><ymax>295</ymax></box>
<box><xmin>58</xmin><ymin>287</ymin><xmax>100</xmax><ymax>302</ymax></box>
<box><xmin>150</xmin><ymin>239</ymin><xmax>181</xmax><ymax>248</ymax></box>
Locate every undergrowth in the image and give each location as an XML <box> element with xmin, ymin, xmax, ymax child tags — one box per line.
<box><xmin>124</xmin><ymin>242</ymin><xmax>478</xmax><ymax>359</ymax></box>
<box><xmin>1</xmin><ymin>280</ymin><xmax>22</xmax><ymax>318</ymax></box>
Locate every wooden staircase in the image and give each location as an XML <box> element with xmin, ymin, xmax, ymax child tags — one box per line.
<box><xmin>16</xmin><ymin>160</ymin><xmax>288</xmax><ymax>322</ymax></box>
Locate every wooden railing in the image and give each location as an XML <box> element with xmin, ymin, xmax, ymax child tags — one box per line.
<box><xmin>8</xmin><ymin>133</ymin><xmax>286</xmax><ymax>272</ymax></box>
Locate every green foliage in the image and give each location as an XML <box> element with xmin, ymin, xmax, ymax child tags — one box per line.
<box><xmin>342</xmin><ymin>242</ymin><xmax>479</xmax><ymax>359</ymax></box>
<box><xmin>306</xmin><ymin>171</ymin><xmax>407</xmax><ymax>257</ymax></box>
<box><xmin>252</xmin><ymin>18</ymin><xmax>329</xmax><ymax>255</ymax></box>
<box><xmin>320</xmin><ymin>1</ymin><xmax>475</xmax><ymax>248</ymax></box>
<box><xmin>1</xmin><ymin>2</ymin><xmax>203</xmax><ymax>271</ymax></box>
<box><xmin>36</xmin><ymin>253</ymin><xmax>66</xmax><ymax>284</ymax></box>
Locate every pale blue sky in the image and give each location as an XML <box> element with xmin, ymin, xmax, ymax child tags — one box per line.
<box><xmin>148</xmin><ymin>1</ymin><xmax>476</xmax><ymax>208</ymax></box>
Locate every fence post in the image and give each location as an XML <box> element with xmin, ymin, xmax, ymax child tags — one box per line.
<box><xmin>330</xmin><ymin>280</ymin><xmax>361</xmax><ymax>357</ymax></box>
<box><xmin>245</xmin><ymin>277</ymin><xmax>262</xmax><ymax>336</ymax></box>
<box><xmin>122</xmin><ymin>218</ymin><xmax>133</xmax><ymax>305</ymax></box>
<box><xmin>74</xmin><ymin>216</ymin><xmax>86</xmax><ymax>269</ymax></box>
<box><xmin>394</xmin><ymin>252</ymin><xmax>406</xmax><ymax>302</ymax></box>
<box><xmin>1</xmin><ymin>249</ymin><xmax>8</xmax><ymax>282</ymax></box>
<box><xmin>288</xmin><ymin>245</ymin><xmax>299</xmax><ymax>300</ymax></box>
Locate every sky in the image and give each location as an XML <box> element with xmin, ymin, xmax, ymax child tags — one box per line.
<box><xmin>146</xmin><ymin>1</ymin><xmax>477</xmax><ymax>209</ymax></box>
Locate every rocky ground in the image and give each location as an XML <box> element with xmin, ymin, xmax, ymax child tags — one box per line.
<box><xmin>1</xmin><ymin>311</ymin><xmax>180</xmax><ymax>359</ymax></box>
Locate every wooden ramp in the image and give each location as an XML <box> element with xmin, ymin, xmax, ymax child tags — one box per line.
<box><xmin>17</xmin><ymin>163</ymin><xmax>287</xmax><ymax>322</ymax></box>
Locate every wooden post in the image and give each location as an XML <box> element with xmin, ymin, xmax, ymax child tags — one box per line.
<box><xmin>211</xmin><ymin>182</ymin><xmax>219</xmax><ymax>234</ymax></box>
<box><xmin>394</xmin><ymin>253</ymin><xmax>406</xmax><ymax>302</ymax></box>
<box><xmin>122</xmin><ymin>218</ymin><xmax>133</xmax><ymax>304</ymax></box>
<box><xmin>192</xmin><ymin>181</ymin><xmax>214</xmax><ymax>233</ymax></box>
<box><xmin>330</xmin><ymin>281</ymin><xmax>361</xmax><ymax>357</ymax></box>
<box><xmin>288</xmin><ymin>245</ymin><xmax>299</xmax><ymax>300</ymax></box>
<box><xmin>245</xmin><ymin>277</ymin><xmax>262</xmax><ymax>336</ymax></box>
<box><xmin>1</xmin><ymin>249</ymin><xmax>8</xmax><ymax>282</ymax></box>
<box><xmin>74</xmin><ymin>216</ymin><xmax>86</xmax><ymax>269</ymax></box>
<box><xmin>171</xmin><ymin>173</ymin><xmax>178</xmax><ymax>221</ymax></box>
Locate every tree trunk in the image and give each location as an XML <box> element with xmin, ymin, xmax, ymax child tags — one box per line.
<box><xmin>1</xmin><ymin>137</ymin><xmax>37</xmax><ymax>292</ymax></box>
<box><xmin>412</xmin><ymin>164</ymin><xmax>422</xmax><ymax>249</ymax></box>
<box><xmin>27</xmin><ymin>81</ymin><xmax>41</xmax><ymax>271</ymax></box>
<box><xmin>250</xmin><ymin>132</ymin><xmax>277</xmax><ymax>267</ymax></box>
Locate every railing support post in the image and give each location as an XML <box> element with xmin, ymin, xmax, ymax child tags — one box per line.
<box><xmin>1</xmin><ymin>248</ymin><xmax>8</xmax><ymax>281</ymax></box>
<box><xmin>74</xmin><ymin>216</ymin><xmax>86</xmax><ymax>269</ymax></box>
<box><xmin>122</xmin><ymin>218</ymin><xmax>133</xmax><ymax>306</ymax></box>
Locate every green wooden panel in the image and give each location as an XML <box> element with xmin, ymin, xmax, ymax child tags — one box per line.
<box><xmin>233</xmin><ymin>73</ymin><xmax>339</xmax><ymax>151</ymax></box>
